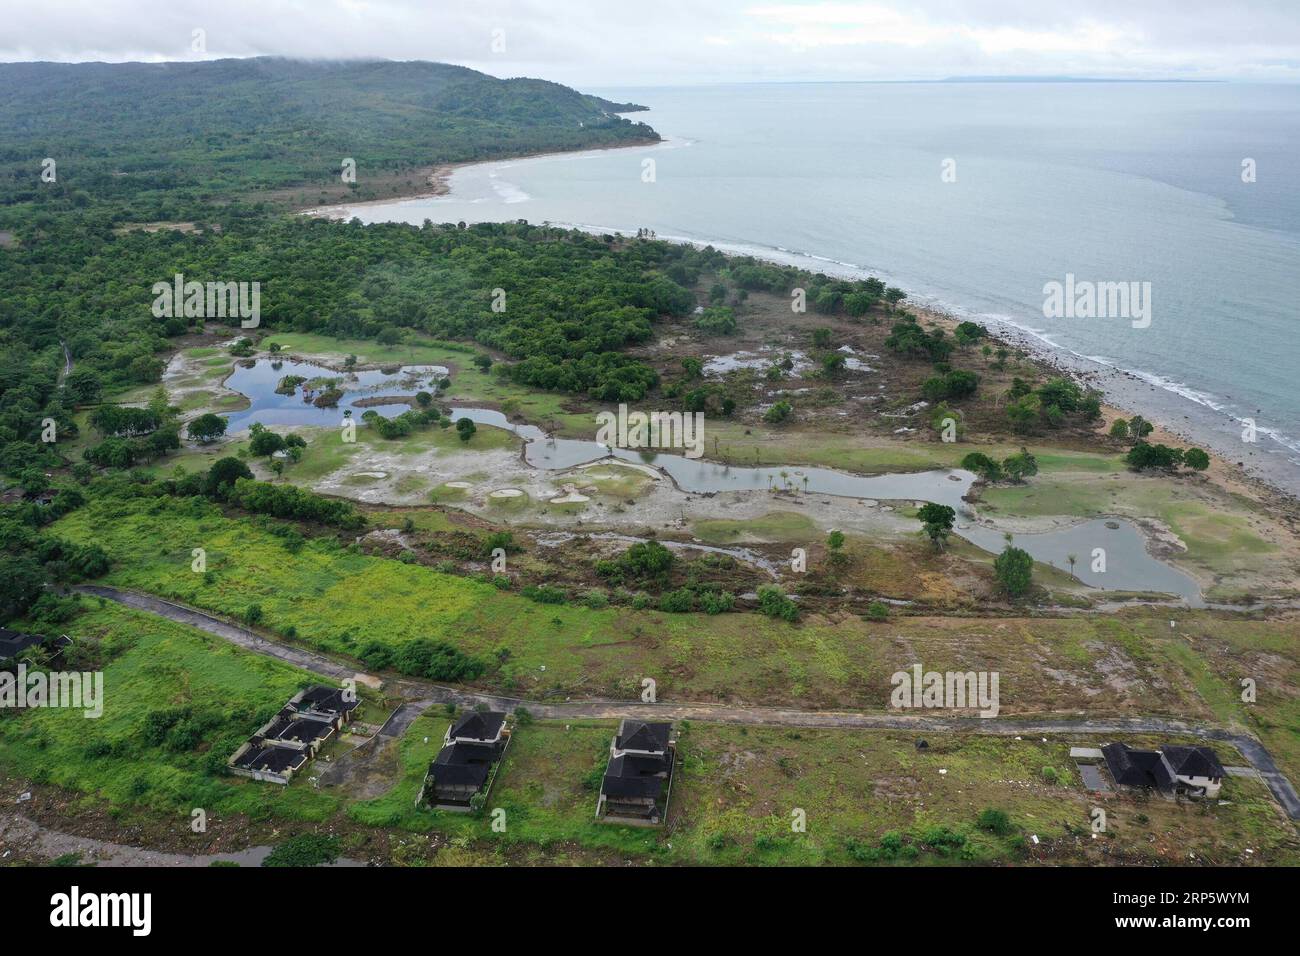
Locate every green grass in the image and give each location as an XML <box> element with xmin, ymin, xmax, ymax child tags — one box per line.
<box><xmin>46</xmin><ymin>495</ymin><xmax>1300</xmax><ymax>746</ymax></box>
<box><xmin>0</xmin><ymin>601</ymin><xmax>341</xmax><ymax>821</ymax></box>
<box><xmin>357</xmin><ymin>718</ymin><xmax>1300</xmax><ymax>865</ymax></box>
<box><xmin>693</xmin><ymin>510</ymin><xmax>818</xmax><ymax>544</ymax></box>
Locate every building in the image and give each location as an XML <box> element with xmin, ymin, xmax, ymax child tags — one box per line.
<box><xmin>1160</xmin><ymin>745</ymin><xmax>1227</xmax><ymax>799</ymax></box>
<box><xmin>228</xmin><ymin>684</ymin><xmax>359</xmax><ymax>785</ymax></box>
<box><xmin>0</xmin><ymin>628</ymin><xmax>72</xmax><ymax>667</ymax></box>
<box><xmin>596</xmin><ymin>719</ymin><xmax>675</xmax><ymax>825</ymax></box>
<box><xmin>1101</xmin><ymin>742</ymin><xmax>1226</xmax><ymax>800</ymax></box>
<box><xmin>228</xmin><ymin>742</ymin><xmax>310</xmax><ymax>784</ymax></box>
<box><xmin>288</xmin><ymin>685</ymin><xmax>360</xmax><ymax>726</ymax></box>
<box><xmin>444</xmin><ymin>711</ymin><xmax>506</xmax><ymax>749</ymax></box>
<box><xmin>419</xmin><ymin>711</ymin><xmax>511</xmax><ymax>810</ymax></box>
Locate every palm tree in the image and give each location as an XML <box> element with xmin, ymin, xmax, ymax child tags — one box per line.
<box><xmin>1067</xmin><ymin>553</ymin><xmax>1078</xmax><ymax>578</ymax></box>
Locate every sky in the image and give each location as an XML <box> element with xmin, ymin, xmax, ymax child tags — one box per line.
<box><xmin>2</xmin><ymin>0</ymin><xmax>1298</xmax><ymax>86</ymax></box>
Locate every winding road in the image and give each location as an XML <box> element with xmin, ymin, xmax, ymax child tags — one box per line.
<box><xmin>73</xmin><ymin>584</ymin><xmax>1300</xmax><ymax>819</ymax></box>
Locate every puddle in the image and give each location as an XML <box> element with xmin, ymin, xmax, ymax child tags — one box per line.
<box><xmin>222</xmin><ymin>358</ymin><xmax>448</xmax><ymax>431</ymax></box>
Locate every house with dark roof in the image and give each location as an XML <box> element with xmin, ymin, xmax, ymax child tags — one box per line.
<box><xmin>252</xmin><ymin>706</ymin><xmax>337</xmax><ymax>755</ymax></box>
<box><xmin>1102</xmin><ymin>742</ymin><xmax>1226</xmax><ymax>800</ymax></box>
<box><xmin>288</xmin><ymin>685</ymin><xmax>360</xmax><ymax>727</ymax></box>
<box><xmin>1160</xmin><ymin>745</ymin><xmax>1227</xmax><ymax>798</ymax></box>
<box><xmin>419</xmin><ymin>711</ymin><xmax>511</xmax><ymax>811</ymax></box>
<box><xmin>228</xmin><ymin>741</ymin><xmax>311</xmax><ymax>783</ymax></box>
<box><xmin>445</xmin><ymin>711</ymin><xmax>506</xmax><ymax>748</ymax></box>
<box><xmin>597</xmin><ymin>719</ymin><xmax>676</xmax><ymax>825</ymax></box>
<box><xmin>228</xmin><ymin>684</ymin><xmax>360</xmax><ymax>784</ymax></box>
<box><xmin>0</xmin><ymin>628</ymin><xmax>72</xmax><ymax>667</ymax></box>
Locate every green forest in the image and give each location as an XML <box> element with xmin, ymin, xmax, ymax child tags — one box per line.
<box><xmin>0</xmin><ymin>57</ymin><xmax>656</xmax><ymax>224</ymax></box>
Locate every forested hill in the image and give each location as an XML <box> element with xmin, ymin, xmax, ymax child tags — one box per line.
<box><xmin>0</xmin><ymin>57</ymin><xmax>658</xmax><ymax>223</ymax></box>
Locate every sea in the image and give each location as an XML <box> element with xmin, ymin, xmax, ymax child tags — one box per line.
<box><xmin>330</xmin><ymin>81</ymin><xmax>1300</xmax><ymax>496</ymax></box>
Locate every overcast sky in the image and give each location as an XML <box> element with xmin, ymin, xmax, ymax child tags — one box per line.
<box><xmin>3</xmin><ymin>0</ymin><xmax>1299</xmax><ymax>86</ymax></box>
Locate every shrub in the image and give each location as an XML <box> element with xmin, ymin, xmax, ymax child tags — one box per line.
<box><xmin>658</xmin><ymin>588</ymin><xmax>695</xmax><ymax>613</ymax></box>
<box><xmin>698</xmin><ymin>590</ymin><xmax>735</xmax><ymax>615</ymax></box>
<box><xmin>756</xmin><ymin>585</ymin><xmax>798</xmax><ymax>621</ymax></box>
<box><xmin>994</xmin><ymin>545</ymin><xmax>1034</xmax><ymax>598</ymax></box>
<box><xmin>976</xmin><ymin>808</ymin><xmax>1013</xmax><ymax>835</ymax></box>
<box><xmin>262</xmin><ymin>834</ymin><xmax>341</xmax><ymax>868</ymax></box>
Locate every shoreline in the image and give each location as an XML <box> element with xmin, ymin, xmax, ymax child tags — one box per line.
<box><xmin>296</xmin><ymin>143</ymin><xmax>1299</xmax><ymax>507</ymax></box>
<box><xmin>301</xmin><ymin>136</ymin><xmax>664</xmax><ymax>218</ymax></box>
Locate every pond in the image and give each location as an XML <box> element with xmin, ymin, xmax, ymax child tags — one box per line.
<box><xmin>222</xmin><ymin>358</ymin><xmax>448</xmax><ymax>432</ymax></box>
<box><xmin>221</xmin><ymin>360</ymin><xmax>1204</xmax><ymax>605</ymax></box>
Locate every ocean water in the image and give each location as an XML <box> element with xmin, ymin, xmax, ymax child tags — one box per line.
<box><xmin>334</xmin><ymin>82</ymin><xmax>1300</xmax><ymax>493</ymax></box>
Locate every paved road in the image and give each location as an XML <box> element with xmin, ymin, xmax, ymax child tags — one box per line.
<box><xmin>75</xmin><ymin>584</ymin><xmax>1300</xmax><ymax>819</ymax></box>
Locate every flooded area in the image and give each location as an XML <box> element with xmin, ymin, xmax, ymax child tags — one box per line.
<box><xmin>223</xmin><ymin>360</ymin><xmax>1204</xmax><ymax>605</ymax></box>
<box><xmin>222</xmin><ymin>358</ymin><xmax>447</xmax><ymax>432</ymax></box>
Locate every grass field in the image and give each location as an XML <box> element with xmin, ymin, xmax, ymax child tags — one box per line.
<box><xmin>0</xmin><ymin>602</ymin><xmax>343</xmax><ymax>822</ymax></box>
<box><xmin>44</xmin><ymin>495</ymin><xmax>1300</xmax><ymax>773</ymax></box>
<box><xmin>3</xmin><ymin>605</ymin><xmax>1294</xmax><ymax>865</ymax></box>
<box><xmin>343</xmin><ymin>716</ymin><xmax>1300</xmax><ymax>865</ymax></box>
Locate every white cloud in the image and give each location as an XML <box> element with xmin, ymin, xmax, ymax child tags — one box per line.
<box><xmin>0</xmin><ymin>0</ymin><xmax>1296</xmax><ymax>84</ymax></box>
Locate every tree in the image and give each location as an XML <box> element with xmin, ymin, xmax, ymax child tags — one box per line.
<box><xmin>204</xmin><ymin>456</ymin><xmax>253</xmax><ymax>499</ymax></box>
<box><xmin>827</xmin><ymin>529</ymin><xmax>846</xmax><ymax>565</ymax></box>
<box><xmin>1183</xmin><ymin>448</ymin><xmax>1210</xmax><ymax>471</ymax></box>
<box><xmin>1005</xmin><ymin>393</ymin><xmax>1040</xmax><ymax>434</ymax></box>
<box><xmin>1109</xmin><ymin>418</ymin><xmax>1129</xmax><ymax>440</ymax></box>
<box><xmin>1066</xmin><ymin>553</ymin><xmax>1078</xmax><ymax>578</ymax></box>
<box><xmin>994</xmin><ymin>545</ymin><xmax>1034</xmax><ymax>598</ymax></box>
<box><xmin>1125</xmin><ymin>441</ymin><xmax>1183</xmax><ymax>471</ymax></box>
<box><xmin>248</xmin><ymin>423</ymin><xmax>286</xmax><ymax>456</ymax></box>
<box><xmin>756</xmin><ymin>585</ymin><xmax>798</xmax><ymax>621</ymax></box>
<box><xmin>455</xmin><ymin>417</ymin><xmax>477</xmax><ymax>443</ymax></box>
<box><xmin>472</xmin><ymin>353</ymin><xmax>494</xmax><ymax>372</ymax></box>
<box><xmin>1002</xmin><ymin>448</ymin><xmax>1039</xmax><ymax>483</ymax></box>
<box><xmin>960</xmin><ymin>452</ymin><xmax>1003</xmax><ymax>482</ymax></box>
<box><xmin>187</xmin><ymin>413</ymin><xmax>227</xmax><ymax>444</ymax></box>
<box><xmin>1128</xmin><ymin>415</ymin><xmax>1154</xmax><ymax>440</ymax></box>
<box><xmin>0</xmin><ymin>554</ymin><xmax>46</xmax><ymax>623</ymax></box>
<box><xmin>64</xmin><ymin>368</ymin><xmax>102</xmax><ymax>404</ymax></box>
<box><xmin>953</xmin><ymin>321</ymin><xmax>987</xmax><ymax>348</ymax></box>
<box><xmin>917</xmin><ymin>503</ymin><xmax>956</xmax><ymax>551</ymax></box>
<box><xmin>764</xmin><ymin>400</ymin><xmax>793</xmax><ymax>424</ymax></box>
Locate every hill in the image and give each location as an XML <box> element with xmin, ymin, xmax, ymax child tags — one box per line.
<box><xmin>0</xmin><ymin>57</ymin><xmax>658</xmax><ymax>222</ymax></box>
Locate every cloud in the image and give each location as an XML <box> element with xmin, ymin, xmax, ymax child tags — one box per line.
<box><xmin>0</xmin><ymin>0</ymin><xmax>1296</xmax><ymax>84</ymax></box>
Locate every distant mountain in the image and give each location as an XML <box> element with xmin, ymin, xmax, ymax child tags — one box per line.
<box><xmin>0</xmin><ymin>57</ymin><xmax>659</xmax><ymax>219</ymax></box>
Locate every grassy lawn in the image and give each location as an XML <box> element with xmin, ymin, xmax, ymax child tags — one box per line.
<box><xmin>0</xmin><ymin>602</ymin><xmax>342</xmax><ymax>822</ymax></box>
<box><xmin>2</xmin><ymin>603</ymin><xmax>1293</xmax><ymax>865</ymax></box>
<box><xmin>45</xmin><ymin>497</ymin><xmax>1300</xmax><ymax>762</ymax></box>
<box><xmin>355</xmin><ymin>718</ymin><xmax>1299</xmax><ymax>865</ymax></box>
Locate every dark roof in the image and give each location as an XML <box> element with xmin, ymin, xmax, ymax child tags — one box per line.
<box><xmin>429</xmin><ymin>741</ymin><xmax>497</xmax><ymax>790</ymax></box>
<box><xmin>0</xmin><ymin>628</ymin><xmax>48</xmax><ymax>660</ymax></box>
<box><xmin>615</xmin><ymin>720</ymin><xmax>671</xmax><ymax>754</ymax></box>
<box><xmin>295</xmin><ymin>685</ymin><xmax>359</xmax><ymax>715</ymax></box>
<box><xmin>601</xmin><ymin>752</ymin><xmax>670</xmax><ymax>800</ymax></box>
<box><xmin>232</xmin><ymin>744</ymin><xmax>308</xmax><ymax>774</ymax></box>
<box><xmin>449</xmin><ymin>711</ymin><xmax>505</xmax><ymax>742</ymax></box>
<box><xmin>1102</xmin><ymin>743</ymin><xmax>1175</xmax><ymax>792</ymax></box>
<box><xmin>435</xmin><ymin>741</ymin><xmax>498</xmax><ymax>767</ymax></box>
<box><xmin>273</xmin><ymin>717</ymin><xmax>335</xmax><ymax>746</ymax></box>
<box><xmin>602</xmin><ymin>754</ymin><xmax>667</xmax><ymax>799</ymax></box>
<box><xmin>1160</xmin><ymin>745</ymin><xmax>1226</xmax><ymax>780</ymax></box>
